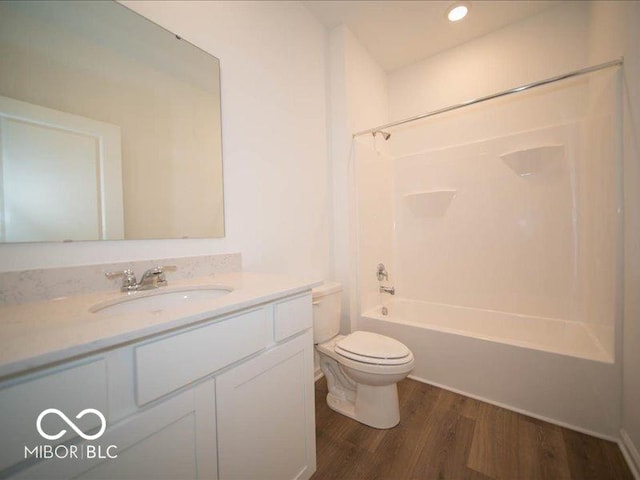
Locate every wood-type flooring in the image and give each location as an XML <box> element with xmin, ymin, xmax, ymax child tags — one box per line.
<box><xmin>311</xmin><ymin>377</ymin><xmax>633</xmax><ymax>480</ymax></box>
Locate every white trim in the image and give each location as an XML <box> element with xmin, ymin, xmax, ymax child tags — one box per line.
<box><xmin>620</xmin><ymin>429</ymin><xmax>640</xmax><ymax>480</ymax></box>
<box><xmin>0</xmin><ymin>119</ymin><xmax>5</xmax><ymax>243</ymax></box>
<box><xmin>0</xmin><ymin>95</ymin><xmax>123</xmax><ymax>240</ymax></box>
<box><xmin>408</xmin><ymin>374</ymin><xmax>619</xmax><ymax>442</ymax></box>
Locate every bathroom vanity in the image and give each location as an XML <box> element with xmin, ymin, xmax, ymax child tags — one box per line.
<box><xmin>0</xmin><ymin>270</ymin><xmax>317</xmax><ymax>480</ymax></box>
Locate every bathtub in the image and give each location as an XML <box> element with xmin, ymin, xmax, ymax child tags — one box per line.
<box><xmin>360</xmin><ymin>298</ymin><xmax>620</xmax><ymax>438</ymax></box>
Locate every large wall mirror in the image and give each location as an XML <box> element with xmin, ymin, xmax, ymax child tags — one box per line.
<box><xmin>0</xmin><ymin>0</ymin><xmax>224</xmax><ymax>242</ymax></box>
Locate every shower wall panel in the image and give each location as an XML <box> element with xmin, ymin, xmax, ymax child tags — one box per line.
<box><xmin>353</xmin><ymin>69</ymin><xmax>619</xmax><ymax>360</ymax></box>
<box><xmin>355</xmin><ymin>141</ymin><xmax>394</xmax><ymax>314</ymax></box>
<box><xmin>385</xmin><ymin>70</ymin><xmax>619</xmax><ymax>357</ymax></box>
<box><xmin>393</xmin><ymin>123</ymin><xmax>578</xmax><ymax>320</ymax></box>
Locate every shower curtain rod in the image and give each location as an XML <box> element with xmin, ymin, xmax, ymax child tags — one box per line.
<box><xmin>352</xmin><ymin>58</ymin><xmax>623</xmax><ymax>138</ymax></box>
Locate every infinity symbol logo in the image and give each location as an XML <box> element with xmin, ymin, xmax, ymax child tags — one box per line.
<box><xmin>36</xmin><ymin>408</ymin><xmax>107</xmax><ymax>441</ymax></box>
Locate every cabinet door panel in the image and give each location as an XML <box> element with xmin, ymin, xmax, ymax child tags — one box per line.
<box><xmin>76</xmin><ymin>414</ymin><xmax>197</xmax><ymax>480</ymax></box>
<box><xmin>14</xmin><ymin>380</ymin><xmax>217</xmax><ymax>480</ymax></box>
<box><xmin>0</xmin><ymin>358</ymin><xmax>107</xmax><ymax>472</ymax></box>
<box><xmin>216</xmin><ymin>331</ymin><xmax>315</xmax><ymax>480</ymax></box>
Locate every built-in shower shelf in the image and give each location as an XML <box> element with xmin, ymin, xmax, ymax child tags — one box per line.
<box><xmin>403</xmin><ymin>190</ymin><xmax>457</xmax><ymax>217</ymax></box>
<box><xmin>500</xmin><ymin>145</ymin><xmax>565</xmax><ymax>177</ymax></box>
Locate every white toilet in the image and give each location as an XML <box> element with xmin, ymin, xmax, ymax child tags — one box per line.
<box><xmin>313</xmin><ymin>282</ymin><xmax>414</xmax><ymax>429</ymax></box>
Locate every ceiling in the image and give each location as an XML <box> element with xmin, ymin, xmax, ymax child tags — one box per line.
<box><xmin>305</xmin><ymin>1</ymin><xmax>559</xmax><ymax>72</ymax></box>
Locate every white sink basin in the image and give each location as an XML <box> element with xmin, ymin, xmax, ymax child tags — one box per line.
<box><xmin>91</xmin><ymin>286</ymin><xmax>233</xmax><ymax>315</ymax></box>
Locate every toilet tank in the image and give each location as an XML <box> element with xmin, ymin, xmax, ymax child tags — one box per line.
<box><xmin>312</xmin><ymin>282</ymin><xmax>343</xmax><ymax>343</ymax></box>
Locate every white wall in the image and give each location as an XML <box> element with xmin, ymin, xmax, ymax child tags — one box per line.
<box><xmin>0</xmin><ymin>1</ymin><xmax>330</xmax><ymax>282</ymax></box>
<box><xmin>588</xmin><ymin>0</ymin><xmax>640</xmax><ymax>471</ymax></box>
<box><xmin>389</xmin><ymin>2</ymin><xmax>589</xmax><ymax>121</ymax></box>
<box><xmin>328</xmin><ymin>26</ymin><xmax>388</xmax><ymax>332</ymax></box>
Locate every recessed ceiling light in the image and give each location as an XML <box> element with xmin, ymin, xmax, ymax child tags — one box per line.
<box><xmin>447</xmin><ymin>2</ymin><xmax>470</xmax><ymax>22</ymax></box>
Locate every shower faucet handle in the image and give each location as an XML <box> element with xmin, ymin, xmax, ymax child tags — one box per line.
<box><xmin>377</xmin><ymin>263</ymin><xmax>389</xmax><ymax>281</ymax></box>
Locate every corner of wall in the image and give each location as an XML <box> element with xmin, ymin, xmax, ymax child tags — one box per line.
<box><xmin>587</xmin><ymin>0</ymin><xmax>640</xmax><ymax>464</ymax></box>
<box><xmin>620</xmin><ymin>429</ymin><xmax>640</xmax><ymax>480</ymax></box>
<box><xmin>327</xmin><ymin>24</ymin><xmax>390</xmax><ymax>334</ymax></box>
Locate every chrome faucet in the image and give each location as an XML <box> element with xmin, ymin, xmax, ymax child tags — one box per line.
<box><xmin>138</xmin><ymin>265</ymin><xmax>177</xmax><ymax>290</ymax></box>
<box><xmin>380</xmin><ymin>285</ymin><xmax>395</xmax><ymax>295</ymax></box>
<box><xmin>106</xmin><ymin>265</ymin><xmax>177</xmax><ymax>292</ymax></box>
<box><xmin>376</xmin><ymin>263</ymin><xmax>389</xmax><ymax>281</ymax></box>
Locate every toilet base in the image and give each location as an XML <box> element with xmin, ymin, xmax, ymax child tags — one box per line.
<box><xmin>317</xmin><ymin>336</ymin><xmax>412</xmax><ymax>430</ymax></box>
<box><xmin>326</xmin><ymin>382</ymin><xmax>400</xmax><ymax>429</ymax></box>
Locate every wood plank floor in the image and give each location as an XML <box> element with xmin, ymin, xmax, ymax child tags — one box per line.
<box><xmin>311</xmin><ymin>377</ymin><xmax>633</xmax><ymax>480</ymax></box>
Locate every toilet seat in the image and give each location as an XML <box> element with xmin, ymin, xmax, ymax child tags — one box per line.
<box><xmin>317</xmin><ymin>335</ymin><xmax>414</xmax><ymax>376</ymax></box>
<box><xmin>335</xmin><ymin>331</ymin><xmax>412</xmax><ymax>365</ymax></box>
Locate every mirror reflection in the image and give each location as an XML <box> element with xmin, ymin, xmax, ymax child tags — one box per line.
<box><xmin>0</xmin><ymin>0</ymin><xmax>224</xmax><ymax>242</ymax></box>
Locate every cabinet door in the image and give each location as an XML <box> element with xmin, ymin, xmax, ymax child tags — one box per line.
<box><xmin>0</xmin><ymin>358</ymin><xmax>108</xmax><ymax>472</ymax></box>
<box><xmin>13</xmin><ymin>380</ymin><xmax>217</xmax><ymax>480</ymax></box>
<box><xmin>216</xmin><ymin>331</ymin><xmax>316</xmax><ymax>480</ymax></box>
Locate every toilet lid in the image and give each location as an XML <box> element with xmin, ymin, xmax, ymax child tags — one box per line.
<box><xmin>335</xmin><ymin>331</ymin><xmax>411</xmax><ymax>365</ymax></box>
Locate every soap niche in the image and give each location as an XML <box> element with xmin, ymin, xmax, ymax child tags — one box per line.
<box><xmin>403</xmin><ymin>190</ymin><xmax>457</xmax><ymax>218</ymax></box>
<box><xmin>500</xmin><ymin>145</ymin><xmax>565</xmax><ymax>177</ymax></box>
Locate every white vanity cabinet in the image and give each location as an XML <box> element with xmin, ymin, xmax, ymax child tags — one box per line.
<box><xmin>51</xmin><ymin>380</ymin><xmax>217</xmax><ymax>480</ymax></box>
<box><xmin>217</xmin><ymin>331</ymin><xmax>315</xmax><ymax>480</ymax></box>
<box><xmin>0</xmin><ymin>291</ymin><xmax>315</xmax><ymax>480</ymax></box>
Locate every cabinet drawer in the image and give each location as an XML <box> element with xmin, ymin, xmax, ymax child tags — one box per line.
<box><xmin>135</xmin><ymin>308</ymin><xmax>269</xmax><ymax>405</ymax></box>
<box><xmin>274</xmin><ymin>293</ymin><xmax>312</xmax><ymax>342</ymax></box>
<box><xmin>0</xmin><ymin>359</ymin><xmax>108</xmax><ymax>471</ymax></box>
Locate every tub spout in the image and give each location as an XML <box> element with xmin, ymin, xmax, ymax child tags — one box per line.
<box><xmin>380</xmin><ymin>286</ymin><xmax>395</xmax><ymax>295</ymax></box>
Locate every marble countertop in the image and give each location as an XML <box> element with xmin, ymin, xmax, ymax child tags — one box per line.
<box><xmin>0</xmin><ymin>272</ymin><xmax>321</xmax><ymax>379</ymax></box>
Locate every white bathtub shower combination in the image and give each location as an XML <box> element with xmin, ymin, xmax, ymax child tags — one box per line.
<box><xmin>354</xmin><ymin>67</ymin><xmax>621</xmax><ymax>438</ymax></box>
<box><xmin>365</xmin><ymin>299</ymin><xmax>611</xmax><ymax>363</ymax></box>
<box><xmin>360</xmin><ymin>299</ymin><xmax>618</xmax><ymax>436</ymax></box>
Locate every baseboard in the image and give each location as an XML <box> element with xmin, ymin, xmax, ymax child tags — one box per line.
<box><xmin>620</xmin><ymin>429</ymin><xmax>640</xmax><ymax>479</ymax></box>
<box><xmin>407</xmin><ymin>374</ymin><xmax>619</xmax><ymax>443</ymax></box>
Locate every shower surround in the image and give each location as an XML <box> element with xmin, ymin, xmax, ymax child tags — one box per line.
<box><xmin>355</xmin><ymin>67</ymin><xmax>621</xmax><ymax>437</ymax></box>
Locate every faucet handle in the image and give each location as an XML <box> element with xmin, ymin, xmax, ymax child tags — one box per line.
<box><xmin>376</xmin><ymin>263</ymin><xmax>389</xmax><ymax>281</ymax></box>
<box><xmin>153</xmin><ymin>265</ymin><xmax>176</xmax><ymax>279</ymax></box>
<box><xmin>157</xmin><ymin>265</ymin><xmax>177</xmax><ymax>272</ymax></box>
<box><xmin>105</xmin><ymin>268</ymin><xmax>135</xmax><ymax>279</ymax></box>
<box><xmin>105</xmin><ymin>269</ymin><xmax>138</xmax><ymax>292</ymax></box>
<box><xmin>157</xmin><ymin>265</ymin><xmax>176</xmax><ymax>283</ymax></box>
<box><xmin>141</xmin><ymin>265</ymin><xmax>177</xmax><ymax>287</ymax></box>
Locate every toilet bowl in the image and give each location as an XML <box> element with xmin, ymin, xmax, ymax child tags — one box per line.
<box><xmin>313</xmin><ymin>283</ymin><xmax>414</xmax><ymax>429</ymax></box>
